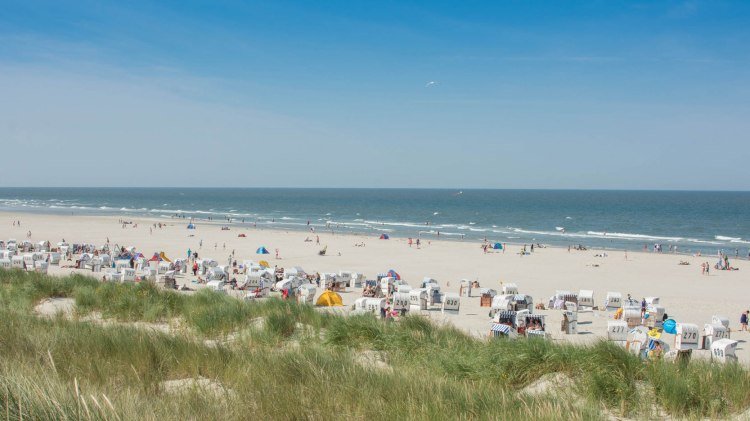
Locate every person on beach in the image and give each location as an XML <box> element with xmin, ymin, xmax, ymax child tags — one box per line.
<box><xmin>741</xmin><ymin>311</ymin><xmax>748</xmax><ymax>331</ymax></box>
<box><xmin>408</xmin><ymin>238</ymin><xmax>413</xmax><ymax>247</ymax></box>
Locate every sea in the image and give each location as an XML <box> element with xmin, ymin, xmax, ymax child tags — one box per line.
<box><xmin>0</xmin><ymin>188</ymin><xmax>748</xmax><ymax>254</ymax></box>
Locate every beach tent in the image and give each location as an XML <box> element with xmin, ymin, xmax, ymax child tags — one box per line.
<box><xmin>493</xmin><ymin>242</ymin><xmax>503</xmax><ymax>250</ymax></box>
<box><xmin>256</xmin><ymin>247</ymin><xmax>270</xmax><ymax>254</ymax></box>
<box><xmin>316</xmin><ymin>290</ymin><xmax>343</xmax><ymax>307</ymax></box>
<box><xmin>148</xmin><ymin>253</ymin><xmax>162</xmax><ymax>262</ymax></box>
<box><xmin>379</xmin><ymin>234</ymin><xmax>390</xmax><ymax>240</ymax></box>
<box><xmin>187</xmin><ymin>223</ymin><xmax>196</xmax><ymax>229</ymax></box>
<box><xmin>387</xmin><ymin>269</ymin><xmax>401</xmax><ymax>280</ymax></box>
<box><xmin>159</xmin><ymin>252</ymin><xmax>172</xmax><ymax>263</ymax></box>
<box><xmin>258</xmin><ymin>260</ymin><xmax>270</xmax><ymax>268</ymax></box>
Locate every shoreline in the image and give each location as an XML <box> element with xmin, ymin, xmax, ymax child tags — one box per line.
<box><xmin>2</xmin><ymin>208</ymin><xmax>743</xmax><ymax>258</ymax></box>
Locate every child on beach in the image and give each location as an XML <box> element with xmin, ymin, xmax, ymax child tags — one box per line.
<box><xmin>741</xmin><ymin>311</ymin><xmax>748</xmax><ymax>331</ymax></box>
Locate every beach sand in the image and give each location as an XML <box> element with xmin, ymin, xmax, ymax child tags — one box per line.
<box><xmin>3</xmin><ymin>211</ymin><xmax>749</xmax><ymax>363</ymax></box>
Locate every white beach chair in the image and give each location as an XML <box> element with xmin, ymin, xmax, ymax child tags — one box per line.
<box><xmin>607</xmin><ymin>320</ymin><xmax>628</xmax><ymax>347</ymax></box>
<box><xmin>502</xmin><ymin>283</ymin><xmax>518</xmax><ymax>295</ymax></box>
<box><xmin>604</xmin><ymin>292</ymin><xmax>622</xmax><ymax>311</ymax></box>
<box><xmin>578</xmin><ymin>289</ymin><xmax>594</xmax><ymax>309</ymax></box>
<box><xmin>442</xmin><ymin>293</ymin><xmax>460</xmax><ymax>314</ymax></box>
<box><xmin>675</xmin><ymin>323</ymin><xmax>700</xmax><ymax>351</ymax></box>
<box><xmin>409</xmin><ymin>288</ymin><xmax>428</xmax><ymax>312</ymax></box>
<box><xmin>703</xmin><ymin>323</ymin><xmax>730</xmax><ymax>349</ymax></box>
<box><xmin>711</xmin><ymin>338</ymin><xmax>739</xmax><ymax>363</ymax></box>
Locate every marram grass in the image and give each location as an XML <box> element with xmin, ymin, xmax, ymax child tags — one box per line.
<box><xmin>1</xmin><ymin>268</ymin><xmax>749</xmax><ymax>420</ymax></box>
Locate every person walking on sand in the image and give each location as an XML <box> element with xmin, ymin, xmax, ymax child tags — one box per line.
<box><xmin>275</xmin><ymin>248</ymin><xmax>280</xmax><ymax>259</ymax></box>
<box><xmin>741</xmin><ymin>311</ymin><xmax>748</xmax><ymax>332</ymax></box>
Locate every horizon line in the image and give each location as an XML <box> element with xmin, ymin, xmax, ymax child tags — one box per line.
<box><xmin>0</xmin><ymin>186</ymin><xmax>749</xmax><ymax>193</ymax></box>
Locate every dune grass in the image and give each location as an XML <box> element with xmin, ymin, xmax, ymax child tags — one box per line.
<box><xmin>1</xmin><ymin>268</ymin><xmax>749</xmax><ymax>419</ymax></box>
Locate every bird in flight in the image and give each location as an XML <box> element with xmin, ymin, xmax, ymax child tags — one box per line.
<box><xmin>425</xmin><ymin>81</ymin><xmax>437</xmax><ymax>87</ymax></box>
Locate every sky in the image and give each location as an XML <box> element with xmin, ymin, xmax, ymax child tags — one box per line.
<box><xmin>1</xmin><ymin>0</ymin><xmax>749</xmax><ymax>189</ymax></box>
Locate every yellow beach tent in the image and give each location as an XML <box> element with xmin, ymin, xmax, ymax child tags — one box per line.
<box><xmin>316</xmin><ymin>290</ymin><xmax>343</xmax><ymax>307</ymax></box>
<box><xmin>259</xmin><ymin>260</ymin><xmax>270</xmax><ymax>268</ymax></box>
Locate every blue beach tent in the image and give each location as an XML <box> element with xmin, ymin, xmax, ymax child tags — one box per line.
<box><xmin>256</xmin><ymin>246</ymin><xmax>270</xmax><ymax>254</ymax></box>
<box><xmin>493</xmin><ymin>242</ymin><xmax>502</xmax><ymax>250</ymax></box>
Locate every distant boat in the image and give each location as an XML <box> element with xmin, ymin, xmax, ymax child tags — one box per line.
<box><xmin>454</xmin><ymin>191</ymin><xmax>463</xmax><ymax>196</ymax></box>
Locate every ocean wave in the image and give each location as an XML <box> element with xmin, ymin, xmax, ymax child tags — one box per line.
<box><xmin>716</xmin><ymin>235</ymin><xmax>742</xmax><ymax>242</ymax></box>
<box><xmin>363</xmin><ymin>220</ymin><xmax>429</xmax><ymax>229</ymax></box>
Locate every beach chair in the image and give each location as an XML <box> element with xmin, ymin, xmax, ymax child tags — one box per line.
<box><xmin>489</xmin><ymin>295</ymin><xmax>513</xmax><ymax>318</ymax></box>
<box><xmin>441</xmin><ymin>293</ymin><xmax>460</xmax><ymax>314</ymax></box>
<box><xmin>622</xmin><ymin>305</ymin><xmax>642</xmax><ymax>328</ymax></box>
<box><xmin>0</xmin><ymin>259</ymin><xmax>11</xmax><ymax>269</ymax></box>
<box><xmin>675</xmin><ymin>323</ymin><xmax>700</xmax><ymax>351</ymax></box>
<box><xmin>703</xmin><ymin>323</ymin><xmax>730</xmax><ymax>349</ymax></box>
<box><xmin>645</xmin><ymin>306</ymin><xmax>665</xmax><ymax>328</ymax></box>
<box><xmin>297</xmin><ymin>284</ymin><xmax>317</xmax><ymax>305</ymax></box>
<box><xmin>206</xmin><ymin>280</ymin><xmax>226</xmax><ymax>294</ymax></box>
<box><xmin>710</xmin><ymin>339</ymin><xmax>739</xmax><ymax>363</ymax></box>
<box><xmin>22</xmin><ymin>254</ymin><xmax>35</xmax><ymax>270</ymax></box>
<box><xmin>365</xmin><ymin>298</ymin><xmax>386</xmax><ymax>315</ymax></box>
<box><xmin>34</xmin><ymin>261</ymin><xmax>49</xmax><ymax>274</ymax></box>
<box><xmin>607</xmin><ymin>321</ymin><xmax>628</xmax><ymax>347</ymax></box>
<box><xmin>392</xmin><ymin>292</ymin><xmax>410</xmax><ymax>313</ymax></box>
<box><xmin>645</xmin><ymin>297</ymin><xmax>659</xmax><ymax>306</ymax></box>
<box><xmin>395</xmin><ymin>282</ymin><xmax>411</xmax><ymax>294</ymax></box>
<box><xmin>11</xmin><ymin>256</ymin><xmax>24</xmax><ymax>269</ymax></box>
<box><xmin>122</xmin><ymin>268</ymin><xmax>136</xmax><ymax>282</ymax></box>
<box><xmin>337</xmin><ymin>271</ymin><xmax>353</xmax><ymax>287</ymax></box>
<box><xmin>47</xmin><ymin>252</ymin><xmax>61</xmax><ymax>265</ymax></box>
<box><xmin>711</xmin><ymin>315</ymin><xmax>730</xmax><ymax>329</ymax></box>
<box><xmin>578</xmin><ymin>290</ymin><xmax>595</xmax><ymax>309</ymax></box>
<box><xmin>604</xmin><ymin>292</ymin><xmax>622</xmax><ymax>311</ymax></box>
<box><xmin>501</xmin><ymin>283</ymin><xmax>518</xmax><ymax>295</ymax></box>
<box><xmin>409</xmin><ymin>288</ymin><xmax>428</xmax><ymax>312</ymax></box>
<box><xmin>459</xmin><ymin>279</ymin><xmax>472</xmax><ymax>297</ymax></box>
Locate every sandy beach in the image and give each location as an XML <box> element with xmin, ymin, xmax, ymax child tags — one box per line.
<box><xmin>3</xmin><ymin>210</ymin><xmax>749</xmax><ymax>363</ymax></box>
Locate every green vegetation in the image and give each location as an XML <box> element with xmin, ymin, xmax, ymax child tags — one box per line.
<box><xmin>1</xmin><ymin>268</ymin><xmax>749</xmax><ymax>420</ymax></box>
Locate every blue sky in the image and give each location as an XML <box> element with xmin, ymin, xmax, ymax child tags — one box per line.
<box><xmin>1</xmin><ymin>1</ymin><xmax>748</xmax><ymax>189</ymax></box>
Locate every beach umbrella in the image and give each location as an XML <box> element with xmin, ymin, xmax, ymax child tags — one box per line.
<box><xmin>256</xmin><ymin>246</ymin><xmax>269</xmax><ymax>254</ymax></box>
<box><xmin>387</xmin><ymin>269</ymin><xmax>401</xmax><ymax>280</ymax></box>
<box><xmin>148</xmin><ymin>253</ymin><xmax>162</xmax><ymax>262</ymax></box>
<box><xmin>662</xmin><ymin>319</ymin><xmax>677</xmax><ymax>335</ymax></box>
